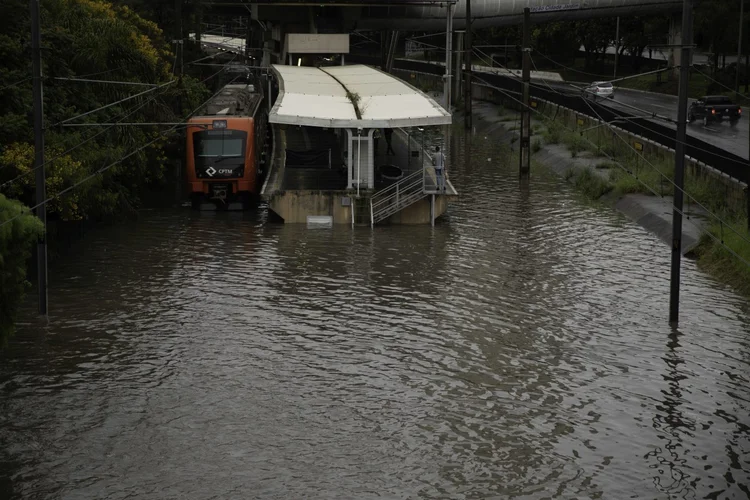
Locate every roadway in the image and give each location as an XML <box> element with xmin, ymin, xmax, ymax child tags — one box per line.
<box><xmin>545</xmin><ymin>82</ymin><xmax>749</xmax><ymax>161</ymax></box>
<box><xmin>605</xmin><ymin>88</ymin><xmax>748</xmax><ymax>161</ymax></box>
<box><xmin>369</xmin><ymin>56</ymin><xmax>748</xmax><ymax>180</ymax></box>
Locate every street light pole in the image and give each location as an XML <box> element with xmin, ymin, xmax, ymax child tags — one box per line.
<box><xmin>30</xmin><ymin>0</ymin><xmax>48</xmax><ymax>315</ymax></box>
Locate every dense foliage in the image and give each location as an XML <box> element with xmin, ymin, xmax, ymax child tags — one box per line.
<box><xmin>478</xmin><ymin>0</ymin><xmax>747</xmax><ymax>76</ymax></box>
<box><xmin>0</xmin><ymin>0</ymin><xmax>209</xmax><ymax>222</ymax></box>
<box><xmin>0</xmin><ymin>195</ymin><xmax>44</xmax><ymax>343</ymax></box>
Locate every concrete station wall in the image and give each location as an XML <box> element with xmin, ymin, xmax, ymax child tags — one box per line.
<box><xmin>268</xmin><ymin>191</ymin><xmax>353</xmax><ymax>224</ymax></box>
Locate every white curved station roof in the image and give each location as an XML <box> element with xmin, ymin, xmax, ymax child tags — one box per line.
<box><xmin>269</xmin><ymin>64</ymin><xmax>452</xmax><ymax>129</ymax></box>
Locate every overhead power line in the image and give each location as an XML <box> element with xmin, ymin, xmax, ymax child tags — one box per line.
<box><xmin>0</xmin><ymin>77</ymin><xmax>32</xmax><ymax>92</ymax></box>
<box><xmin>470</xmin><ymin>73</ymin><xmax>750</xmax><ymax>270</ymax></box>
<box><xmin>0</xmin><ymin>76</ymin><xmax>241</xmax><ymax>230</ymax></box>
<box><xmin>1</xmin><ymin>83</ymin><xmax>174</xmax><ymax>188</ymax></box>
<box><xmin>53</xmin><ymin>80</ymin><xmax>176</xmax><ymax>128</ymax></box>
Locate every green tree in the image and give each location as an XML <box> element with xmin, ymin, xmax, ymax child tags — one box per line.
<box><xmin>532</xmin><ymin>22</ymin><xmax>580</xmax><ymax>64</ymax></box>
<box><xmin>575</xmin><ymin>18</ymin><xmax>617</xmax><ymax>68</ymax></box>
<box><xmin>0</xmin><ymin>195</ymin><xmax>43</xmax><ymax>344</ymax></box>
<box><xmin>0</xmin><ymin>0</ymin><xmax>209</xmax><ymax>222</ymax></box>
<box><xmin>695</xmin><ymin>0</ymin><xmax>741</xmax><ymax>71</ymax></box>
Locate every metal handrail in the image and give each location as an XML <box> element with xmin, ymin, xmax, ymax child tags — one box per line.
<box><xmin>371</xmin><ymin>175</ymin><xmax>422</xmax><ymax>212</ymax></box>
<box><xmin>370</xmin><ymin>169</ymin><xmax>422</xmax><ymax>204</ymax></box>
<box><xmin>371</xmin><ymin>175</ymin><xmax>426</xmax><ymax>223</ymax></box>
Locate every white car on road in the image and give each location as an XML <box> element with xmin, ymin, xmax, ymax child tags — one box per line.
<box><xmin>583</xmin><ymin>81</ymin><xmax>615</xmax><ymax>100</ymax></box>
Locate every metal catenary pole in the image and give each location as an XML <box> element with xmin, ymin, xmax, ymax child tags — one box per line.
<box><xmin>464</xmin><ymin>0</ymin><xmax>472</xmax><ymax>129</ymax></box>
<box><xmin>30</xmin><ymin>0</ymin><xmax>48</xmax><ymax>315</ymax></box>
<box><xmin>444</xmin><ymin>1</ymin><xmax>452</xmax><ymax>110</ymax></box>
<box><xmin>736</xmin><ymin>0</ymin><xmax>744</xmax><ymax>96</ymax></box>
<box><xmin>669</xmin><ymin>0</ymin><xmax>693</xmax><ymax>325</ymax></box>
<box><xmin>519</xmin><ymin>7</ymin><xmax>531</xmax><ymax>178</ymax></box>
<box><xmin>614</xmin><ymin>16</ymin><xmax>620</xmax><ymax>79</ymax></box>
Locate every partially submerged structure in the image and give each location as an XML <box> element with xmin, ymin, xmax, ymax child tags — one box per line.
<box><xmin>262</xmin><ymin>63</ymin><xmax>456</xmax><ymax>225</ymax></box>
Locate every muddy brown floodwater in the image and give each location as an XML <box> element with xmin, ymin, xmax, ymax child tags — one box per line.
<box><xmin>1</xmin><ymin>130</ymin><xmax>749</xmax><ymax>499</ymax></box>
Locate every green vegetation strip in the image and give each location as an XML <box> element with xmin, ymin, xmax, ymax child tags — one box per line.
<box><xmin>528</xmin><ymin>108</ymin><xmax>750</xmax><ymax>297</ymax></box>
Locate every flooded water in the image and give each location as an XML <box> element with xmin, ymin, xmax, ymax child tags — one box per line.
<box><xmin>2</xmin><ymin>127</ymin><xmax>750</xmax><ymax>499</ymax></box>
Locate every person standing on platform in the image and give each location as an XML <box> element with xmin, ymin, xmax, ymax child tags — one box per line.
<box><xmin>432</xmin><ymin>146</ymin><xmax>446</xmax><ymax>193</ymax></box>
<box><xmin>373</xmin><ymin>128</ymin><xmax>381</xmax><ymax>155</ymax></box>
<box><xmin>384</xmin><ymin>128</ymin><xmax>395</xmax><ymax>155</ymax></box>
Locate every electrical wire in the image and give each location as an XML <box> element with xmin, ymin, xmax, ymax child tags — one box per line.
<box><xmin>0</xmin><ymin>86</ymin><xmax>171</xmax><ymax>190</ymax></box>
<box><xmin>2</xmin><ymin>59</ymin><xmax>233</xmax><ymax>190</ymax></box>
<box><xmin>198</xmin><ymin>54</ymin><xmax>237</xmax><ymax>84</ymax></box>
<box><xmin>416</xmin><ymin>47</ymin><xmax>747</xmax><ymax>169</ymax></box>
<box><xmin>75</xmin><ymin>67</ymin><xmax>125</xmax><ymax>79</ymax></box>
<box><xmin>415</xmin><ymin>34</ymin><xmax>748</xmax><ymax>173</ymax></box>
<box><xmin>578</xmin><ymin>94</ymin><xmax>750</xmax><ymax>248</ymax></box>
<box><xmin>471</xmin><ymin>72</ymin><xmax>750</xmax><ymax>269</ymax></box>
<box><xmin>514</xmin><ymin>52</ymin><xmax>748</xmax><ymax>168</ymax></box>
<box><xmin>0</xmin><ymin>76</ymin><xmax>241</xmax><ymax>229</ymax></box>
<box><xmin>0</xmin><ymin>77</ymin><xmax>32</xmax><ymax>92</ymax></box>
<box><xmin>533</xmin><ymin>50</ymin><xmax>638</xmax><ymax>79</ymax></box>
<box><xmin>470</xmin><ymin>46</ymin><xmax>573</xmax><ymax>98</ymax></box>
<box><xmin>51</xmin><ymin>80</ymin><xmax>176</xmax><ymax>128</ymax></box>
<box><xmin>690</xmin><ymin>65</ymin><xmax>750</xmax><ymax>102</ymax></box>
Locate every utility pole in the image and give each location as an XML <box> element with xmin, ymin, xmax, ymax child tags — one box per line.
<box><xmin>520</xmin><ymin>7</ymin><xmax>531</xmax><ymax>178</ymax></box>
<box><xmin>614</xmin><ymin>16</ymin><xmax>620</xmax><ymax>79</ymax></box>
<box><xmin>174</xmin><ymin>0</ymin><xmax>183</xmax><ymax>78</ymax></box>
<box><xmin>669</xmin><ymin>0</ymin><xmax>693</xmax><ymax>325</ymax></box>
<box><xmin>174</xmin><ymin>0</ymin><xmax>184</xmax><ymax>114</ymax></box>
<box><xmin>444</xmin><ymin>1</ymin><xmax>453</xmax><ymax>110</ymax></box>
<box><xmin>246</xmin><ymin>15</ymin><xmax>252</xmax><ymax>61</ymax></box>
<box><xmin>464</xmin><ymin>0</ymin><xmax>472</xmax><ymax>129</ymax></box>
<box><xmin>30</xmin><ymin>0</ymin><xmax>48</xmax><ymax>315</ymax></box>
<box><xmin>736</xmin><ymin>0</ymin><xmax>744</xmax><ymax>95</ymax></box>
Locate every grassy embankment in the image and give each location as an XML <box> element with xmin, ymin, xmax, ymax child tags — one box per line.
<box><xmin>409</xmin><ymin>73</ymin><xmax>750</xmax><ymax>296</ymax></box>
<box><xmin>522</xmin><ymin>107</ymin><xmax>750</xmax><ymax>296</ymax></box>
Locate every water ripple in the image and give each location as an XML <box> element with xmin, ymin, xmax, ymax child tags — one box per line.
<box><xmin>1</xmin><ymin>127</ymin><xmax>749</xmax><ymax>499</ymax></box>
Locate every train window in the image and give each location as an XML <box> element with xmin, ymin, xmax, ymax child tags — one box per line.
<box><xmin>194</xmin><ymin>131</ymin><xmax>247</xmax><ymax>158</ymax></box>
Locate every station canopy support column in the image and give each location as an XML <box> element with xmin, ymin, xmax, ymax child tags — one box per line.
<box><xmin>345</xmin><ymin>129</ymin><xmax>375</xmax><ymax>190</ymax></box>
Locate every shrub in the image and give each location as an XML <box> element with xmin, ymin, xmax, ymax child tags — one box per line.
<box><xmin>543</xmin><ymin>122</ymin><xmax>563</xmax><ymax>144</ymax></box>
<box><xmin>573</xmin><ymin>168</ymin><xmax>613</xmax><ymax>199</ymax></box>
<box><xmin>0</xmin><ymin>195</ymin><xmax>44</xmax><ymax>344</ymax></box>
<box><xmin>567</xmin><ymin>133</ymin><xmax>589</xmax><ymax>158</ymax></box>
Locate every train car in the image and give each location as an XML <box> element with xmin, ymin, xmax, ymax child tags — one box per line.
<box><xmin>186</xmin><ymin>82</ymin><xmax>268</xmax><ymax>210</ymax></box>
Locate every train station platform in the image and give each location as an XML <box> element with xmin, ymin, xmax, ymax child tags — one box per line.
<box><xmin>262</xmin><ymin>64</ymin><xmax>456</xmax><ymax>225</ymax></box>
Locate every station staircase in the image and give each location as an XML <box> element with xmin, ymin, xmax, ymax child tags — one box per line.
<box><xmin>369</xmin><ymin>170</ymin><xmax>427</xmax><ymax>225</ymax></box>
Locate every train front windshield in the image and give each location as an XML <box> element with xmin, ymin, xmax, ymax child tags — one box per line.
<box><xmin>193</xmin><ymin>129</ymin><xmax>248</xmax><ymax>179</ymax></box>
<box><xmin>195</xmin><ymin>130</ymin><xmax>246</xmax><ymax>157</ymax></box>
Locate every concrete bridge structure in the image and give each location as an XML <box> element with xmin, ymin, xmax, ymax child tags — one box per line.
<box><xmin>198</xmin><ymin>0</ymin><xmax>686</xmax><ymax>77</ymax></box>
<box><xmin>204</xmin><ymin>0</ymin><xmax>682</xmax><ymax>30</ymax></box>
